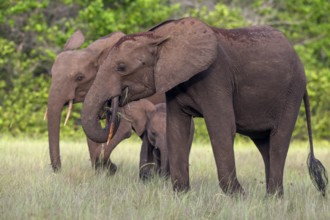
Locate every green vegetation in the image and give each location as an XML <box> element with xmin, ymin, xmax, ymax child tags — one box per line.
<box><xmin>0</xmin><ymin>138</ymin><xmax>329</xmax><ymax>219</ymax></box>
<box><xmin>0</xmin><ymin>0</ymin><xmax>329</xmax><ymax>142</ymax></box>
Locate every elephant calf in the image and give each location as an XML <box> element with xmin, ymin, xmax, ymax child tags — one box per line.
<box><xmin>140</xmin><ymin>103</ymin><xmax>169</xmax><ymax>179</ymax></box>
<box><xmin>94</xmin><ymin>99</ymin><xmax>170</xmax><ymax>179</ymax></box>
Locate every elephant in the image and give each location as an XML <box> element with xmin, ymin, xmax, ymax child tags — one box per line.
<box><xmin>81</xmin><ymin>17</ymin><xmax>328</xmax><ymax>196</ymax></box>
<box><xmin>142</xmin><ymin>102</ymin><xmax>194</xmax><ymax>179</ymax></box>
<box><xmin>138</xmin><ymin>102</ymin><xmax>194</xmax><ymax>180</ymax></box>
<box><xmin>99</xmin><ymin>101</ymin><xmax>171</xmax><ymax>180</ymax></box>
<box><xmin>91</xmin><ymin>97</ymin><xmax>168</xmax><ymax>176</ymax></box>
<box><xmin>46</xmin><ymin>30</ymin><xmax>166</xmax><ymax>176</ymax></box>
<box><xmin>144</xmin><ymin>103</ymin><xmax>169</xmax><ymax>178</ymax></box>
<box><xmin>47</xmin><ymin>30</ymin><xmax>125</xmax><ymax>172</ymax></box>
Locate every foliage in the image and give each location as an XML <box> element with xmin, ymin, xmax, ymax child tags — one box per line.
<box><xmin>185</xmin><ymin>2</ymin><xmax>247</xmax><ymax>28</ymax></box>
<box><xmin>0</xmin><ymin>73</ymin><xmax>48</xmax><ymax>135</ymax></box>
<box><xmin>0</xmin><ymin>0</ymin><xmax>329</xmax><ymax>142</ymax></box>
<box><xmin>77</xmin><ymin>0</ymin><xmax>180</xmax><ymax>37</ymax></box>
<box><xmin>0</xmin><ymin>0</ymin><xmax>180</xmax><ymax>139</ymax></box>
<box><xmin>241</xmin><ymin>0</ymin><xmax>330</xmax><ymax>139</ymax></box>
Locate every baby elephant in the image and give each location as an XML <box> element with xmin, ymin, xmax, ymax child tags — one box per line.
<box><xmin>94</xmin><ymin>99</ymin><xmax>169</xmax><ymax>179</ymax></box>
<box><xmin>140</xmin><ymin>103</ymin><xmax>168</xmax><ymax>180</ymax></box>
<box><xmin>139</xmin><ymin>102</ymin><xmax>194</xmax><ymax>180</ymax></box>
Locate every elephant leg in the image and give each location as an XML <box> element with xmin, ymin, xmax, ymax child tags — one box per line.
<box><xmin>161</xmin><ymin>119</ymin><xmax>193</xmax><ymax>179</ymax></box>
<box><xmin>166</xmin><ymin>95</ymin><xmax>193</xmax><ymax>192</ymax></box>
<box><xmin>153</xmin><ymin>148</ymin><xmax>161</xmax><ymax>171</ymax></box>
<box><xmin>251</xmin><ymin>137</ymin><xmax>270</xmax><ymax>190</ymax></box>
<box><xmin>86</xmin><ymin>138</ymin><xmax>118</xmax><ymax>175</ymax></box>
<box><xmin>267</xmin><ymin>134</ymin><xmax>291</xmax><ymax>196</ymax></box>
<box><xmin>87</xmin><ymin>137</ymin><xmax>118</xmax><ymax>175</ymax></box>
<box><xmin>94</xmin><ymin>120</ymin><xmax>132</xmax><ymax>175</ymax></box>
<box><xmin>159</xmin><ymin>146</ymin><xmax>169</xmax><ymax>178</ymax></box>
<box><xmin>204</xmin><ymin>99</ymin><xmax>243</xmax><ymax>195</ymax></box>
<box><xmin>86</xmin><ymin>137</ymin><xmax>99</xmax><ymax>167</ymax></box>
<box><xmin>186</xmin><ymin>119</ymin><xmax>194</xmax><ymax>164</ymax></box>
<box><xmin>267</xmin><ymin>91</ymin><xmax>303</xmax><ymax>196</ymax></box>
<box><xmin>139</xmin><ymin>133</ymin><xmax>155</xmax><ymax>181</ymax></box>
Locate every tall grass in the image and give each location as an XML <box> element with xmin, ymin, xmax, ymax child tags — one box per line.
<box><xmin>0</xmin><ymin>137</ymin><xmax>329</xmax><ymax>220</ymax></box>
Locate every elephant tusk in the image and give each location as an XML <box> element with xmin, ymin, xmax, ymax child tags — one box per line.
<box><xmin>107</xmin><ymin>123</ymin><xmax>115</xmax><ymax>145</ymax></box>
<box><xmin>64</xmin><ymin>100</ymin><xmax>73</xmax><ymax>126</ymax></box>
<box><xmin>107</xmin><ymin>97</ymin><xmax>119</xmax><ymax>145</ymax></box>
<box><xmin>43</xmin><ymin>107</ymin><xmax>48</xmax><ymax>121</ymax></box>
<box><xmin>122</xmin><ymin>87</ymin><xmax>129</xmax><ymax>104</ymax></box>
<box><xmin>140</xmin><ymin>163</ymin><xmax>157</xmax><ymax>170</ymax></box>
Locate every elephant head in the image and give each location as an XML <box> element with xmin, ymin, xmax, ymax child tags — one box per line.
<box><xmin>81</xmin><ymin>17</ymin><xmax>217</xmax><ymax>143</ymax></box>
<box><xmin>47</xmin><ymin>30</ymin><xmax>125</xmax><ymax>171</ymax></box>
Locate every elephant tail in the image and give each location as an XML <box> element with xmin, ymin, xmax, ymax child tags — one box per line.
<box><xmin>303</xmin><ymin>90</ymin><xmax>328</xmax><ymax>196</ymax></box>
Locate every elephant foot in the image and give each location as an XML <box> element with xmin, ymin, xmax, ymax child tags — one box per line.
<box><xmin>173</xmin><ymin>181</ymin><xmax>190</xmax><ymax>193</ymax></box>
<box><xmin>95</xmin><ymin>159</ymin><xmax>118</xmax><ymax>175</ymax></box>
<box><xmin>158</xmin><ymin>170</ymin><xmax>170</xmax><ymax>180</ymax></box>
<box><xmin>106</xmin><ymin>161</ymin><xmax>118</xmax><ymax>175</ymax></box>
<box><xmin>52</xmin><ymin>165</ymin><xmax>61</xmax><ymax>172</ymax></box>
<box><xmin>219</xmin><ymin>181</ymin><xmax>245</xmax><ymax>196</ymax></box>
<box><xmin>139</xmin><ymin>161</ymin><xmax>155</xmax><ymax>181</ymax></box>
<box><xmin>266</xmin><ymin>187</ymin><xmax>284</xmax><ymax>198</ymax></box>
<box><xmin>139</xmin><ymin>168</ymin><xmax>153</xmax><ymax>182</ymax></box>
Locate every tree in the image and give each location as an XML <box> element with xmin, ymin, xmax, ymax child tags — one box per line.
<box><xmin>0</xmin><ymin>0</ymin><xmax>329</xmax><ymax>141</ymax></box>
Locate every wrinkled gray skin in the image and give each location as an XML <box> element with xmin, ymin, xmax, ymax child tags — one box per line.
<box><xmin>81</xmin><ymin>18</ymin><xmax>327</xmax><ymax>196</ymax></box>
<box><xmin>47</xmin><ymin>30</ymin><xmax>165</xmax><ymax>176</ymax></box>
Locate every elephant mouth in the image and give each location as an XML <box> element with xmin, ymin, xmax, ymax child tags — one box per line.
<box><xmin>99</xmin><ymin>100</ymin><xmax>114</xmax><ymax>119</ymax></box>
<box><xmin>101</xmin><ymin>87</ymin><xmax>128</xmax><ymax>143</ymax></box>
<box><xmin>119</xmin><ymin>87</ymin><xmax>129</xmax><ymax>107</ymax></box>
<box><xmin>101</xmin><ymin>97</ymin><xmax>120</xmax><ymax>144</ymax></box>
<box><xmin>64</xmin><ymin>97</ymin><xmax>84</xmax><ymax>106</ymax></box>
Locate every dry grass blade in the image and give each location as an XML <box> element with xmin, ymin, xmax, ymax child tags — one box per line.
<box><xmin>43</xmin><ymin>107</ymin><xmax>48</xmax><ymax>121</ymax></box>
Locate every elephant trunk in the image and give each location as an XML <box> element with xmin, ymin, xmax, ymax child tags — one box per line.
<box><xmin>81</xmin><ymin>70</ymin><xmax>122</xmax><ymax>144</ymax></box>
<box><xmin>81</xmin><ymin>90</ymin><xmax>115</xmax><ymax>144</ymax></box>
<box><xmin>47</xmin><ymin>91</ymin><xmax>65</xmax><ymax>171</ymax></box>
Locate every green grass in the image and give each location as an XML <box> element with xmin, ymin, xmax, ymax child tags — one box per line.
<box><xmin>0</xmin><ymin>138</ymin><xmax>329</xmax><ymax>220</ymax></box>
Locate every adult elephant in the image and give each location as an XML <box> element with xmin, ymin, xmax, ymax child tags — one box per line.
<box><xmin>47</xmin><ymin>30</ymin><xmax>125</xmax><ymax>172</ymax></box>
<box><xmin>81</xmin><ymin>17</ymin><xmax>328</xmax><ymax>196</ymax></box>
<box><xmin>47</xmin><ymin>30</ymin><xmax>165</xmax><ymax>176</ymax></box>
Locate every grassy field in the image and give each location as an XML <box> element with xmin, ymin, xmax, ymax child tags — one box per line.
<box><xmin>0</xmin><ymin>137</ymin><xmax>329</xmax><ymax>220</ymax></box>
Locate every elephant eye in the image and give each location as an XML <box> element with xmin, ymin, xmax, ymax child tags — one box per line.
<box><xmin>116</xmin><ymin>63</ymin><xmax>126</xmax><ymax>72</ymax></box>
<box><xmin>75</xmin><ymin>75</ymin><xmax>84</xmax><ymax>82</ymax></box>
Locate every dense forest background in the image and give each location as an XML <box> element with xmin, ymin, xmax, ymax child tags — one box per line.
<box><xmin>0</xmin><ymin>0</ymin><xmax>329</xmax><ymax>142</ymax></box>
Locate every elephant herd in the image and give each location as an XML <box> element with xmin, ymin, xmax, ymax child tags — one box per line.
<box><xmin>47</xmin><ymin>17</ymin><xmax>327</xmax><ymax>197</ymax></box>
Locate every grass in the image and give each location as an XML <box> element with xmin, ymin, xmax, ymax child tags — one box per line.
<box><xmin>0</xmin><ymin>137</ymin><xmax>329</xmax><ymax>220</ymax></box>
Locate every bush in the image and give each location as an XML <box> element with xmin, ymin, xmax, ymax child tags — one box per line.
<box><xmin>0</xmin><ymin>0</ymin><xmax>329</xmax><ymax>142</ymax></box>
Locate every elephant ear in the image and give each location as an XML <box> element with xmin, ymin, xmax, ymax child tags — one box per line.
<box><xmin>152</xmin><ymin>18</ymin><xmax>218</xmax><ymax>93</ymax></box>
<box><xmin>87</xmin><ymin>32</ymin><xmax>125</xmax><ymax>66</ymax></box>
<box><xmin>126</xmin><ymin>99</ymin><xmax>156</xmax><ymax>136</ymax></box>
<box><xmin>63</xmin><ymin>30</ymin><xmax>85</xmax><ymax>50</ymax></box>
